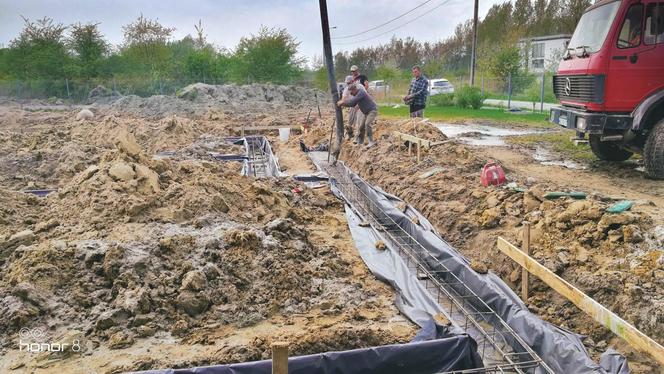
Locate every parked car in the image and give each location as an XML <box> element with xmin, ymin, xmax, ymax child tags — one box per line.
<box><xmin>368</xmin><ymin>80</ymin><xmax>390</xmax><ymax>95</ymax></box>
<box><xmin>429</xmin><ymin>79</ymin><xmax>455</xmax><ymax>95</ymax></box>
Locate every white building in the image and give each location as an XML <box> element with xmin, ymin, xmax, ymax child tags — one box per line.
<box><xmin>518</xmin><ymin>34</ymin><xmax>571</xmax><ymax>73</ymax></box>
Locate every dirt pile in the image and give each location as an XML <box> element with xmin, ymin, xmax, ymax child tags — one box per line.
<box><xmin>105</xmin><ymin>83</ymin><xmax>327</xmax><ymax>119</ymax></box>
<box><xmin>0</xmin><ymin>100</ymin><xmax>415</xmax><ymax>373</ymax></box>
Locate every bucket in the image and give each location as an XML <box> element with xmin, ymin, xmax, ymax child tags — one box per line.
<box><xmin>279</xmin><ymin>128</ymin><xmax>291</xmax><ymax>142</ymax></box>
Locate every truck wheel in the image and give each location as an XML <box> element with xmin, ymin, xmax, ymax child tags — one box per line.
<box><xmin>589</xmin><ymin>135</ymin><xmax>633</xmax><ymax>161</ymax></box>
<box><xmin>644</xmin><ymin>119</ymin><xmax>664</xmax><ymax>179</ymax></box>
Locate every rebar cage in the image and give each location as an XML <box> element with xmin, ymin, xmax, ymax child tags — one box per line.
<box><xmin>325</xmin><ymin>162</ymin><xmax>554</xmax><ymax>374</ymax></box>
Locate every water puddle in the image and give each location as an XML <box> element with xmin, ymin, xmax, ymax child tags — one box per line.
<box><xmin>434</xmin><ymin>122</ymin><xmax>540</xmax><ymax>146</ymax></box>
<box><xmin>533</xmin><ymin>146</ymin><xmax>586</xmax><ymax>170</ymax></box>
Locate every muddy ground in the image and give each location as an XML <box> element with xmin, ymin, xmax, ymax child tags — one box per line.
<box><xmin>1</xmin><ymin>86</ymin><xmax>662</xmax><ymax>373</ymax></box>
<box><xmin>0</xmin><ymin>89</ymin><xmax>415</xmax><ymax>374</ymax></box>
<box><xmin>299</xmin><ymin>116</ymin><xmax>663</xmax><ymax>373</ymax></box>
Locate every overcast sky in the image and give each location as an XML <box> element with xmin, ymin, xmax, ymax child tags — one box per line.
<box><xmin>0</xmin><ymin>0</ymin><xmax>504</xmax><ymax>65</ymax></box>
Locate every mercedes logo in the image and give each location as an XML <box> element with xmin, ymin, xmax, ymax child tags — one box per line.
<box><xmin>564</xmin><ymin>77</ymin><xmax>572</xmax><ymax>96</ymax></box>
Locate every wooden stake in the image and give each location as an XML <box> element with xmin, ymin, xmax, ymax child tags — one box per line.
<box><xmin>271</xmin><ymin>342</ymin><xmax>289</xmax><ymax>374</ymax></box>
<box><xmin>417</xmin><ymin>140</ymin><xmax>421</xmax><ymax>163</ymax></box>
<box><xmin>521</xmin><ymin>222</ymin><xmax>531</xmax><ymax>301</ymax></box>
<box><xmin>408</xmin><ymin>141</ymin><xmax>412</xmax><ymax>156</ymax></box>
<box><xmin>497</xmin><ymin>237</ymin><xmax>664</xmax><ymax>365</ymax></box>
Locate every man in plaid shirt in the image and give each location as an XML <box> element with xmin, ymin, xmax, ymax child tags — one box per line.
<box><xmin>404</xmin><ymin>65</ymin><xmax>429</xmax><ymax>118</ymax></box>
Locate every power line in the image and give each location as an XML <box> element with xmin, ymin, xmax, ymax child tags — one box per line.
<box><xmin>334</xmin><ymin>0</ymin><xmax>455</xmax><ymax>46</ymax></box>
<box><xmin>331</xmin><ymin>0</ymin><xmax>435</xmax><ymax>39</ymax></box>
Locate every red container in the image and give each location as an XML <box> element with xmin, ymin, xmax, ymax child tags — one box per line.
<box><xmin>481</xmin><ymin>162</ymin><xmax>506</xmax><ymax>187</ymax></box>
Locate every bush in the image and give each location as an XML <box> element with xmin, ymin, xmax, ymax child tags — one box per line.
<box><xmin>429</xmin><ymin>93</ymin><xmax>455</xmax><ymax>107</ymax></box>
<box><xmin>455</xmin><ymin>86</ymin><xmax>484</xmax><ymax>109</ymax></box>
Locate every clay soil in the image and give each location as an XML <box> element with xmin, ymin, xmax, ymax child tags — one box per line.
<box><xmin>0</xmin><ymin>97</ymin><xmax>416</xmax><ymax>374</ymax></box>
<box><xmin>297</xmin><ymin>116</ymin><xmax>663</xmax><ymax>373</ymax></box>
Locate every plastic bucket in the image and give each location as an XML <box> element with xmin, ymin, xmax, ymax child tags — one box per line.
<box><xmin>279</xmin><ymin>128</ymin><xmax>291</xmax><ymax>142</ymax></box>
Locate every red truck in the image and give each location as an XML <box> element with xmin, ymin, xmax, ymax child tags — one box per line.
<box><xmin>550</xmin><ymin>0</ymin><xmax>664</xmax><ymax>178</ymax></box>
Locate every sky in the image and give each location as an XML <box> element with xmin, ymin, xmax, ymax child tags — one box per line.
<box><xmin>0</xmin><ymin>0</ymin><xmax>504</xmax><ymax>66</ymax></box>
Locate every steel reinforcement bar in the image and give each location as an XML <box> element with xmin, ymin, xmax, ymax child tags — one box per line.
<box><xmin>325</xmin><ymin>163</ymin><xmax>554</xmax><ymax>374</ymax></box>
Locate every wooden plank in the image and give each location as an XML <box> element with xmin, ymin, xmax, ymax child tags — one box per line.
<box><xmin>496</xmin><ymin>237</ymin><xmax>664</xmax><ymax>365</ymax></box>
<box><xmin>271</xmin><ymin>342</ymin><xmax>289</xmax><ymax>374</ymax></box>
<box><xmin>393</xmin><ymin>131</ymin><xmax>431</xmax><ymax>149</ymax></box>
<box><xmin>521</xmin><ymin>222</ymin><xmax>530</xmax><ymax>301</ymax></box>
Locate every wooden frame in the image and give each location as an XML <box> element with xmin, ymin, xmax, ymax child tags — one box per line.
<box><xmin>497</xmin><ymin>237</ymin><xmax>664</xmax><ymax>365</ymax></box>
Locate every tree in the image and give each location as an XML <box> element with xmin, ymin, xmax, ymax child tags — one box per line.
<box><xmin>232</xmin><ymin>26</ymin><xmax>303</xmax><ymax>84</ymax></box>
<box><xmin>68</xmin><ymin>23</ymin><xmax>109</xmax><ymax>79</ymax></box>
<box><xmin>486</xmin><ymin>44</ymin><xmax>522</xmax><ymax>87</ymax></box>
<box><xmin>7</xmin><ymin>16</ymin><xmax>70</xmax><ymax>79</ymax></box>
<box><xmin>121</xmin><ymin>14</ymin><xmax>175</xmax><ymax>78</ymax></box>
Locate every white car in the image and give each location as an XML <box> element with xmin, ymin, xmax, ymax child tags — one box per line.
<box><xmin>368</xmin><ymin>80</ymin><xmax>390</xmax><ymax>95</ymax></box>
<box><xmin>429</xmin><ymin>79</ymin><xmax>455</xmax><ymax>95</ymax></box>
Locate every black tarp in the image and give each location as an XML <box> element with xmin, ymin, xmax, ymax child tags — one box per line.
<box><xmin>136</xmin><ymin>335</ymin><xmax>482</xmax><ymax>374</ymax></box>
<box><xmin>327</xmin><ymin>159</ymin><xmax>628</xmax><ymax>374</ymax></box>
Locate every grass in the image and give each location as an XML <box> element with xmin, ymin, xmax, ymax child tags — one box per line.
<box><xmin>508</xmin><ymin>131</ymin><xmax>596</xmax><ymax>161</ymax></box>
<box><xmin>379</xmin><ymin>104</ymin><xmax>552</xmax><ymax>128</ymax></box>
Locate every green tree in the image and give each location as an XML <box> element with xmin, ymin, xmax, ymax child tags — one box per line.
<box><xmin>231</xmin><ymin>26</ymin><xmax>303</xmax><ymax>84</ymax></box>
<box><xmin>121</xmin><ymin>14</ymin><xmax>175</xmax><ymax>79</ymax></box>
<box><xmin>68</xmin><ymin>22</ymin><xmax>109</xmax><ymax>79</ymax></box>
<box><xmin>7</xmin><ymin>16</ymin><xmax>70</xmax><ymax>79</ymax></box>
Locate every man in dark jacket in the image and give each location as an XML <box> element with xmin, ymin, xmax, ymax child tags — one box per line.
<box><xmin>337</xmin><ymin>83</ymin><xmax>378</xmax><ymax>148</ymax></box>
<box><xmin>404</xmin><ymin>65</ymin><xmax>429</xmax><ymax>118</ymax></box>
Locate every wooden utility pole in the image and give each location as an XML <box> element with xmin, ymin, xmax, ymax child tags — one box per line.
<box><xmin>470</xmin><ymin>0</ymin><xmax>479</xmax><ymax>86</ymax></box>
<box><xmin>318</xmin><ymin>0</ymin><xmax>345</xmax><ymax>162</ymax></box>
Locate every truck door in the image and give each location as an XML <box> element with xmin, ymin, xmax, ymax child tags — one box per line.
<box><xmin>607</xmin><ymin>1</ymin><xmax>664</xmax><ymax>112</ymax></box>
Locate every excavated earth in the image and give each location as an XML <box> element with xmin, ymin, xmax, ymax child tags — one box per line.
<box><xmin>299</xmin><ymin>117</ymin><xmax>663</xmax><ymax>373</ymax></box>
<box><xmin>0</xmin><ymin>87</ymin><xmax>415</xmax><ymax>374</ymax></box>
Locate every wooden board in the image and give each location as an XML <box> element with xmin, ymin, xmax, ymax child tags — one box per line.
<box><xmin>393</xmin><ymin>131</ymin><xmax>431</xmax><ymax>150</ymax></box>
<box><xmin>496</xmin><ymin>237</ymin><xmax>664</xmax><ymax>365</ymax></box>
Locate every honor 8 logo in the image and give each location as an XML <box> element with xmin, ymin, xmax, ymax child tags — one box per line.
<box><xmin>18</xmin><ymin>328</ymin><xmax>81</xmax><ymax>353</ymax></box>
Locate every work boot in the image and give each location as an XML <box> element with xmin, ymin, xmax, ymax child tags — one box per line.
<box><xmin>365</xmin><ymin>141</ymin><xmax>375</xmax><ymax>149</ymax></box>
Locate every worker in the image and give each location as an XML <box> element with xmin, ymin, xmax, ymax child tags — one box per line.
<box><xmin>349</xmin><ymin>65</ymin><xmax>370</xmax><ymax>141</ymax></box>
<box><xmin>350</xmin><ymin>65</ymin><xmax>369</xmax><ymax>90</ymax></box>
<box><xmin>403</xmin><ymin>65</ymin><xmax>429</xmax><ymax>118</ymax></box>
<box><xmin>337</xmin><ymin>82</ymin><xmax>378</xmax><ymax>148</ymax></box>
<box><xmin>341</xmin><ymin>75</ymin><xmax>357</xmax><ymax>140</ymax></box>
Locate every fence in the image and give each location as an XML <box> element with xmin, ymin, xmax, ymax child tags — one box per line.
<box><xmin>0</xmin><ymin>76</ymin><xmax>314</xmax><ymax>103</ymax></box>
<box><xmin>370</xmin><ymin>72</ymin><xmax>557</xmax><ymax>113</ymax></box>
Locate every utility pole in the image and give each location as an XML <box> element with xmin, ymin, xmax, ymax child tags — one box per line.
<box><xmin>318</xmin><ymin>0</ymin><xmax>345</xmax><ymax>162</ymax></box>
<box><xmin>470</xmin><ymin>0</ymin><xmax>479</xmax><ymax>86</ymax></box>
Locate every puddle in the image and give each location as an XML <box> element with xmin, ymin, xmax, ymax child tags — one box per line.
<box><xmin>434</xmin><ymin>122</ymin><xmax>540</xmax><ymax>146</ymax></box>
<box><xmin>533</xmin><ymin>146</ymin><xmax>586</xmax><ymax>170</ymax></box>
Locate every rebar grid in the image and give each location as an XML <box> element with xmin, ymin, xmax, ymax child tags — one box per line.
<box><xmin>325</xmin><ymin>163</ymin><xmax>554</xmax><ymax>374</ymax></box>
<box><xmin>244</xmin><ymin>136</ymin><xmax>269</xmax><ymax>177</ymax></box>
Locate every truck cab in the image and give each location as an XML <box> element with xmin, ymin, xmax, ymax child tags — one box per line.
<box><xmin>550</xmin><ymin>0</ymin><xmax>664</xmax><ymax>178</ymax></box>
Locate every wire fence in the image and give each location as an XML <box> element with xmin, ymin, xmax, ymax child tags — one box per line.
<box><xmin>369</xmin><ymin>72</ymin><xmax>557</xmax><ymax>112</ymax></box>
<box><xmin>0</xmin><ymin>76</ymin><xmax>314</xmax><ymax>103</ymax></box>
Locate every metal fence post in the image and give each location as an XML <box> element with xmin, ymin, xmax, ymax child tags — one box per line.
<box><xmin>507</xmin><ymin>73</ymin><xmax>512</xmax><ymax>110</ymax></box>
<box><xmin>539</xmin><ymin>70</ymin><xmax>545</xmax><ymax>113</ymax></box>
<box><xmin>65</xmin><ymin>78</ymin><xmax>71</xmax><ymax>99</ymax></box>
<box><xmin>113</xmin><ymin>76</ymin><xmax>117</xmax><ymax>93</ymax></box>
<box><xmin>481</xmin><ymin>73</ymin><xmax>485</xmax><ymax>98</ymax></box>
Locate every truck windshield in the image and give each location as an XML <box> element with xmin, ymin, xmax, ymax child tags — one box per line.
<box><xmin>568</xmin><ymin>1</ymin><xmax>621</xmax><ymax>54</ymax></box>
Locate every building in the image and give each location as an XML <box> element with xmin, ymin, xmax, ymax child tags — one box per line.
<box><xmin>518</xmin><ymin>34</ymin><xmax>571</xmax><ymax>73</ymax></box>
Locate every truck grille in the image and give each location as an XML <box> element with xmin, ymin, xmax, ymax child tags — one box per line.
<box><xmin>553</xmin><ymin>75</ymin><xmax>605</xmax><ymax>103</ymax></box>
